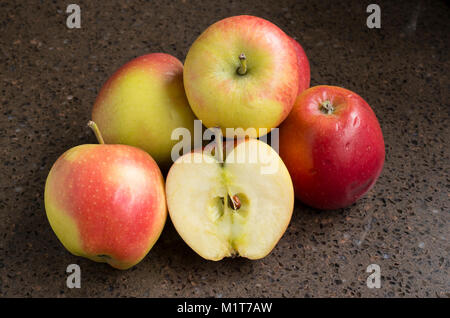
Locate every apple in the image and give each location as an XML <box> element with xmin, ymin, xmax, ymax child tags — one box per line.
<box><xmin>92</xmin><ymin>53</ymin><xmax>196</xmax><ymax>168</ymax></box>
<box><xmin>289</xmin><ymin>37</ymin><xmax>310</xmax><ymax>96</ymax></box>
<box><xmin>279</xmin><ymin>85</ymin><xmax>385</xmax><ymax>210</ymax></box>
<box><xmin>183</xmin><ymin>15</ymin><xmax>299</xmax><ymax>138</ymax></box>
<box><xmin>44</xmin><ymin>122</ymin><xmax>167</xmax><ymax>269</ymax></box>
<box><xmin>165</xmin><ymin>137</ymin><xmax>294</xmax><ymax>260</ymax></box>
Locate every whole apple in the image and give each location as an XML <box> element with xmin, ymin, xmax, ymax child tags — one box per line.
<box><xmin>279</xmin><ymin>86</ymin><xmax>385</xmax><ymax>210</ymax></box>
<box><xmin>92</xmin><ymin>53</ymin><xmax>196</xmax><ymax>168</ymax></box>
<box><xmin>183</xmin><ymin>15</ymin><xmax>299</xmax><ymax>138</ymax></box>
<box><xmin>289</xmin><ymin>37</ymin><xmax>310</xmax><ymax>96</ymax></box>
<box><xmin>44</xmin><ymin>122</ymin><xmax>167</xmax><ymax>269</ymax></box>
<box><xmin>166</xmin><ymin>137</ymin><xmax>294</xmax><ymax>260</ymax></box>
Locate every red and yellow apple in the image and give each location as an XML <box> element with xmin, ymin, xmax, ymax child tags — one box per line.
<box><xmin>279</xmin><ymin>86</ymin><xmax>385</xmax><ymax>210</ymax></box>
<box><xmin>166</xmin><ymin>138</ymin><xmax>294</xmax><ymax>260</ymax></box>
<box><xmin>183</xmin><ymin>15</ymin><xmax>299</xmax><ymax>138</ymax></box>
<box><xmin>290</xmin><ymin>37</ymin><xmax>310</xmax><ymax>96</ymax></box>
<box><xmin>92</xmin><ymin>53</ymin><xmax>196</xmax><ymax>168</ymax></box>
<box><xmin>44</xmin><ymin>122</ymin><xmax>167</xmax><ymax>269</ymax></box>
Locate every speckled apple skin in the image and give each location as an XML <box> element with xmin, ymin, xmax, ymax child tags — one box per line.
<box><xmin>44</xmin><ymin>144</ymin><xmax>167</xmax><ymax>269</ymax></box>
<box><xmin>92</xmin><ymin>53</ymin><xmax>196</xmax><ymax>167</ymax></box>
<box><xmin>279</xmin><ymin>86</ymin><xmax>385</xmax><ymax>210</ymax></box>
<box><xmin>183</xmin><ymin>15</ymin><xmax>299</xmax><ymax>137</ymax></box>
<box><xmin>290</xmin><ymin>37</ymin><xmax>310</xmax><ymax>96</ymax></box>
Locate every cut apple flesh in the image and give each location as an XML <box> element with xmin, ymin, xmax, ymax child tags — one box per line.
<box><xmin>166</xmin><ymin>139</ymin><xmax>294</xmax><ymax>261</ymax></box>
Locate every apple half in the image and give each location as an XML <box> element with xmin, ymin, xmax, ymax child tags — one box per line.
<box><xmin>166</xmin><ymin>138</ymin><xmax>294</xmax><ymax>261</ymax></box>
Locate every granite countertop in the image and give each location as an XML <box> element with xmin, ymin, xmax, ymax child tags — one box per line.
<box><xmin>0</xmin><ymin>0</ymin><xmax>448</xmax><ymax>297</ymax></box>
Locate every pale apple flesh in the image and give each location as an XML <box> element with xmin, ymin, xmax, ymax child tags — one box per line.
<box><xmin>166</xmin><ymin>139</ymin><xmax>294</xmax><ymax>260</ymax></box>
<box><xmin>44</xmin><ymin>144</ymin><xmax>167</xmax><ymax>269</ymax></box>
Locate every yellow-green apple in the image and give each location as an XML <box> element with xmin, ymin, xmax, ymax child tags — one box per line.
<box><xmin>92</xmin><ymin>53</ymin><xmax>196</xmax><ymax>168</ymax></box>
<box><xmin>279</xmin><ymin>86</ymin><xmax>385</xmax><ymax>210</ymax></box>
<box><xmin>183</xmin><ymin>15</ymin><xmax>299</xmax><ymax>138</ymax></box>
<box><xmin>289</xmin><ymin>37</ymin><xmax>310</xmax><ymax>96</ymax></box>
<box><xmin>44</xmin><ymin>122</ymin><xmax>167</xmax><ymax>269</ymax></box>
<box><xmin>165</xmin><ymin>137</ymin><xmax>294</xmax><ymax>260</ymax></box>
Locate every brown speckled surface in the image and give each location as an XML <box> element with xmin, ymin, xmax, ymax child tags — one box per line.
<box><xmin>0</xmin><ymin>0</ymin><xmax>449</xmax><ymax>297</ymax></box>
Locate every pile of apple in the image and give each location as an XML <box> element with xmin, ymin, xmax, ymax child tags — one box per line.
<box><xmin>44</xmin><ymin>16</ymin><xmax>385</xmax><ymax>269</ymax></box>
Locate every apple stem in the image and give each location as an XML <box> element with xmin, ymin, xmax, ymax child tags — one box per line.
<box><xmin>320</xmin><ymin>100</ymin><xmax>335</xmax><ymax>114</ymax></box>
<box><xmin>87</xmin><ymin>120</ymin><xmax>105</xmax><ymax>144</ymax></box>
<box><xmin>237</xmin><ymin>53</ymin><xmax>247</xmax><ymax>75</ymax></box>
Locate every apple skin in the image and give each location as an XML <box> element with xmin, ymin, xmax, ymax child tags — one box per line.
<box><xmin>92</xmin><ymin>53</ymin><xmax>196</xmax><ymax>168</ymax></box>
<box><xmin>44</xmin><ymin>144</ymin><xmax>167</xmax><ymax>269</ymax></box>
<box><xmin>279</xmin><ymin>85</ymin><xmax>385</xmax><ymax>210</ymax></box>
<box><xmin>183</xmin><ymin>15</ymin><xmax>299</xmax><ymax>138</ymax></box>
<box><xmin>290</xmin><ymin>37</ymin><xmax>310</xmax><ymax>96</ymax></box>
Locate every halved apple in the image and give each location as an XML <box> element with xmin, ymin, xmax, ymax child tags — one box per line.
<box><xmin>166</xmin><ymin>138</ymin><xmax>294</xmax><ymax>261</ymax></box>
